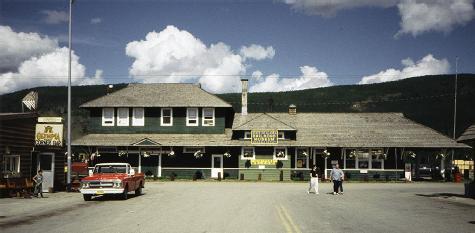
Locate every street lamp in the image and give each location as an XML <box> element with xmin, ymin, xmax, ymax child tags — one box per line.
<box><xmin>67</xmin><ymin>0</ymin><xmax>74</xmax><ymax>191</ymax></box>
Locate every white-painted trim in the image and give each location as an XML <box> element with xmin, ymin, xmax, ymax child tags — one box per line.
<box><xmin>294</xmin><ymin>147</ymin><xmax>309</xmax><ymax>169</ymax></box>
<box><xmin>186</xmin><ymin>108</ymin><xmax>199</xmax><ymax>126</ymax></box>
<box><xmin>273</xmin><ymin>147</ymin><xmax>288</xmax><ymax>160</ymax></box>
<box><xmin>117</xmin><ymin>108</ymin><xmax>129</xmax><ymax>126</ymax></box>
<box><xmin>241</xmin><ymin>147</ymin><xmax>255</xmax><ymax>160</ymax></box>
<box><xmin>132</xmin><ymin>107</ymin><xmax>145</xmax><ymax>126</ymax></box>
<box><xmin>183</xmin><ymin>147</ymin><xmax>205</xmax><ymax>153</ymax></box>
<box><xmin>244</xmin><ymin>131</ymin><xmax>251</xmax><ymax>140</ymax></box>
<box><xmin>102</xmin><ymin>108</ymin><xmax>114</xmax><ymax>126</ymax></box>
<box><xmin>202</xmin><ymin>108</ymin><xmax>215</xmax><ymax>126</ymax></box>
<box><xmin>161</xmin><ymin>108</ymin><xmax>173</xmax><ymax>126</ymax></box>
<box><xmin>158</xmin><ymin>155</ymin><xmax>162</xmax><ymax>177</ymax></box>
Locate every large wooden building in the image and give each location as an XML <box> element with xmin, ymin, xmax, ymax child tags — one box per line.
<box><xmin>72</xmin><ymin>80</ymin><xmax>469</xmax><ymax>181</ymax></box>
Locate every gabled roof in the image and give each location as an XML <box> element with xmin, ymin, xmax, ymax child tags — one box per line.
<box><xmin>458</xmin><ymin>124</ymin><xmax>475</xmax><ymax>142</ymax></box>
<box><xmin>80</xmin><ymin>83</ymin><xmax>232</xmax><ymax>108</ymax></box>
<box><xmin>233</xmin><ymin>113</ymin><xmax>296</xmax><ymax>130</ymax></box>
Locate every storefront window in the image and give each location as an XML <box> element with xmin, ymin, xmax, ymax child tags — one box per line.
<box><xmin>241</xmin><ymin>147</ymin><xmax>255</xmax><ymax>160</ymax></box>
<box><xmin>295</xmin><ymin>148</ymin><xmax>308</xmax><ymax>168</ymax></box>
<box><xmin>4</xmin><ymin>155</ymin><xmax>20</xmax><ymax>177</ymax></box>
<box><xmin>345</xmin><ymin>149</ymin><xmax>356</xmax><ymax>169</ymax></box>
<box><xmin>357</xmin><ymin>150</ymin><xmax>369</xmax><ymax>169</ymax></box>
<box><xmin>274</xmin><ymin>147</ymin><xmax>287</xmax><ymax>160</ymax></box>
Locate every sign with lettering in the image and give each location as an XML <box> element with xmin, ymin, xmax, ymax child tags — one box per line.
<box><xmin>38</xmin><ymin>117</ymin><xmax>63</xmax><ymax>123</ymax></box>
<box><xmin>250</xmin><ymin>159</ymin><xmax>277</xmax><ymax>165</ymax></box>
<box><xmin>35</xmin><ymin>124</ymin><xmax>63</xmax><ymax>146</ymax></box>
<box><xmin>251</xmin><ymin>129</ymin><xmax>278</xmax><ymax>145</ymax></box>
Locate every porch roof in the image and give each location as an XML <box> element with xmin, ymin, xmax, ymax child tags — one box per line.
<box><xmin>457</xmin><ymin>123</ymin><xmax>475</xmax><ymax>142</ymax></box>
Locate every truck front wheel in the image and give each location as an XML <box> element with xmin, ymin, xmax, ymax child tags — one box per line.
<box><xmin>121</xmin><ymin>187</ymin><xmax>128</xmax><ymax>200</ymax></box>
<box><xmin>83</xmin><ymin>194</ymin><xmax>92</xmax><ymax>201</ymax></box>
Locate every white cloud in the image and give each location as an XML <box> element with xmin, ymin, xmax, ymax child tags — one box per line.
<box><xmin>359</xmin><ymin>54</ymin><xmax>450</xmax><ymax>84</ymax></box>
<box><xmin>0</xmin><ymin>27</ymin><xmax>104</xmax><ymax>94</ymax></box>
<box><xmin>90</xmin><ymin>18</ymin><xmax>102</xmax><ymax>24</ymax></box>
<box><xmin>125</xmin><ymin>25</ymin><xmax>274</xmax><ymax>93</ymax></box>
<box><xmin>41</xmin><ymin>10</ymin><xmax>69</xmax><ymax>24</ymax></box>
<box><xmin>283</xmin><ymin>0</ymin><xmax>397</xmax><ymax>17</ymax></box>
<box><xmin>283</xmin><ymin>0</ymin><xmax>474</xmax><ymax>36</ymax></box>
<box><xmin>250</xmin><ymin>66</ymin><xmax>333</xmax><ymax>92</ymax></box>
<box><xmin>251</xmin><ymin>70</ymin><xmax>263</xmax><ymax>80</ymax></box>
<box><xmin>240</xmin><ymin>44</ymin><xmax>275</xmax><ymax>60</ymax></box>
<box><xmin>0</xmin><ymin>25</ymin><xmax>58</xmax><ymax>73</ymax></box>
<box><xmin>396</xmin><ymin>0</ymin><xmax>475</xmax><ymax>37</ymax></box>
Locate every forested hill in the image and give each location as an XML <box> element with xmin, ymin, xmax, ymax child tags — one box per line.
<box><xmin>0</xmin><ymin>74</ymin><xmax>474</xmax><ymax>139</ymax></box>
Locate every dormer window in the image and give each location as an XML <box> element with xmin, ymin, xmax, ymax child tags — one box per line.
<box><xmin>102</xmin><ymin>108</ymin><xmax>114</xmax><ymax>126</ymax></box>
<box><xmin>244</xmin><ymin>131</ymin><xmax>251</xmax><ymax>140</ymax></box>
<box><xmin>202</xmin><ymin>108</ymin><xmax>215</xmax><ymax>126</ymax></box>
<box><xmin>117</xmin><ymin>108</ymin><xmax>129</xmax><ymax>126</ymax></box>
<box><xmin>186</xmin><ymin>108</ymin><xmax>198</xmax><ymax>126</ymax></box>
<box><xmin>161</xmin><ymin>108</ymin><xmax>173</xmax><ymax>126</ymax></box>
<box><xmin>132</xmin><ymin>108</ymin><xmax>144</xmax><ymax>126</ymax></box>
<box><xmin>278</xmin><ymin>131</ymin><xmax>285</xmax><ymax>140</ymax></box>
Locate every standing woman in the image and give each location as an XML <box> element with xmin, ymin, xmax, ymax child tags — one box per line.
<box><xmin>307</xmin><ymin>165</ymin><xmax>319</xmax><ymax>194</ymax></box>
<box><xmin>33</xmin><ymin>169</ymin><xmax>44</xmax><ymax>198</ymax></box>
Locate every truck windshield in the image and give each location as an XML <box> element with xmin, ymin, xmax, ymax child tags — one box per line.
<box><xmin>94</xmin><ymin>165</ymin><xmax>127</xmax><ymax>174</ymax></box>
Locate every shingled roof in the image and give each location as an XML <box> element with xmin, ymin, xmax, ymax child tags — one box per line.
<box><xmin>233</xmin><ymin>113</ymin><xmax>296</xmax><ymax>130</ymax></box>
<box><xmin>232</xmin><ymin>112</ymin><xmax>469</xmax><ymax>148</ymax></box>
<box><xmin>80</xmin><ymin>83</ymin><xmax>232</xmax><ymax>108</ymax></box>
<box><xmin>458</xmin><ymin>124</ymin><xmax>475</xmax><ymax>142</ymax></box>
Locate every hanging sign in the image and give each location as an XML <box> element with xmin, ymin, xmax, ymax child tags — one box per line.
<box><xmin>250</xmin><ymin>159</ymin><xmax>277</xmax><ymax>165</ymax></box>
<box><xmin>251</xmin><ymin>129</ymin><xmax>278</xmax><ymax>145</ymax></box>
<box><xmin>35</xmin><ymin>124</ymin><xmax>63</xmax><ymax>146</ymax></box>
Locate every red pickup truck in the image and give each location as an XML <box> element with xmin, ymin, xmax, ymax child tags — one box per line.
<box><xmin>80</xmin><ymin>163</ymin><xmax>145</xmax><ymax>201</ymax></box>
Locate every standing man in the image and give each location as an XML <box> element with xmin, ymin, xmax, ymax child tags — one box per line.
<box><xmin>33</xmin><ymin>170</ymin><xmax>44</xmax><ymax>198</ymax></box>
<box><xmin>330</xmin><ymin>164</ymin><xmax>344</xmax><ymax>195</ymax></box>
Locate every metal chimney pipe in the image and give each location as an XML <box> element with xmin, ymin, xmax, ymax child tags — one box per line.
<box><xmin>241</xmin><ymin>79</ymin><xmax>248</xmax><ymax>115</ymax></box>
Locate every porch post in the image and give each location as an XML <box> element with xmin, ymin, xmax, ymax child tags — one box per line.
<box><xmin>158</xmin><ymin>154</ymin><xmax>162</xmax><ymax>177</ymax></box>
<box><xmin>138</xmin><ymin>148</ymin><xmax>142</xmax><ymax>173</ymax></box>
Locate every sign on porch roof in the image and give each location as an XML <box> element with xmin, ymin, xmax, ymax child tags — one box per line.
<box><xmin>251</xmin><ymin>129</ymin><xmax>278</xmax><ymax>145</ymax></box>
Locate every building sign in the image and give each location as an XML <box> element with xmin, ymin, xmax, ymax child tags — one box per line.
<box><xmin>251</xmin><ymin>129</ymin><xmax>278</xmax><ymax>145</ymax></box>
<box><xmin>251</xmin><ymin>159</ymin><xmax>277</xmax><ymax>165</ymax></box>
<box><xmin>38</xmin><ymin>117</ymin><xmax>62</xmax><ymax>123</ymax></box>
<box><xmin>35</xmin><ymin>124</ymin><xmax>63</xmax><ymax>146</ymax></box>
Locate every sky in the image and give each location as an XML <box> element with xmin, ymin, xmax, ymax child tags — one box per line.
<box><xmin>1</xmin><ymin>0</ymin><xmax>475</xmax><ymax>94</ymax></box>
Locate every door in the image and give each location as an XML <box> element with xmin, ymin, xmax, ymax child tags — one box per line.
<box><xmin>37</xmin><ymin>153</ymin><xmax>54</xmax><ymax>192</ymax></box>
<box><xmin>211</xmin><ymin>154</ymin><xmax>223</xmax><ymax>178</ymax></box>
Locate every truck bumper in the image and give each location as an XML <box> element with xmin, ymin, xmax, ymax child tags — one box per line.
<box><xmin>80</xmin><ymin>188</ymin><xmax>124</xmax><ymax>195</ymax></box>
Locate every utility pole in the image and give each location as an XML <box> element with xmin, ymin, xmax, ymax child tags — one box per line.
<box><xmin>67</xmin><ymin>0</ymin><xmax>74</xmax><ymax>191</ymax></box>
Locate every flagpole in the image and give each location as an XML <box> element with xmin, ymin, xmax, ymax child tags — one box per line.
<box><xmin>67</xmin><ymin>0</ymin><xmax>73</xmax><ymax>191</ymax></box>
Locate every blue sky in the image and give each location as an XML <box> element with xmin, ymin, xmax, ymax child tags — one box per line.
<box><xmin>1</xmin><ymin>0</ymin><xmax>474</xmax><ymax>93</ymax></box>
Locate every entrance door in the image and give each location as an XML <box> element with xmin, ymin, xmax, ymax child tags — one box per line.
<box><xmin>37</xmin><ymin>153</ymin><xmax>54</xmax><ymax>192</ymax></box>
<box><xmin>211</xmin><ymin>154</ymin><xmax>223</xmax><ymax>178</ymax></box>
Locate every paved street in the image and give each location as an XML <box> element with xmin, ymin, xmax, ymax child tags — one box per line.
<box><xmin>0</xmin><ymin>182</ymin><xmax>474</xmax><ymax>233</ymax></box>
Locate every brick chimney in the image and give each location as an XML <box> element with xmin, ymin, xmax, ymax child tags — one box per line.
<box><xmin>241</xmin><ymin>79</ymin><xmax>248</xmax><ymax>115</ymax></box>
<box><xmin>289</xmin><ymin>104</ymin><xmax>297</xmax><ymax>115</ymax></box>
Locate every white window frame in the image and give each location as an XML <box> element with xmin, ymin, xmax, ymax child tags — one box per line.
<box><xmin>202</xmin><ymin>108</ymin><xmax>215</xmax><ymax>126</ymax></box>
<box><xmin>278</xmin><ymin>131</ymin><xmax>285</xmax><ymax>140</ymax></box>
<box><xmin>295</xmin><ymin>147</ymin><xmax>309</xmax><ymax>169</ymax></box>
<box><xmin>183</xmin><ymin>147</ymin><xmax>205</xmax><ymax>153</ymax></box>
<box><xmin>241</xmin><ymin>147</ymin><xmax>255</xmax><ymax>160</ymax></box>
<box><xmin>186</xmin><ymin>108</ymin><xmax>199</xmax><ymax>126</ymax></box>
<box><xmin>132</xmin><ymin>107</ymin><xmax>145</xmax><ymax>126</ymax></box>
<box><xmin>4</xmin><ymin>155</ymin><xmax>20</xmax><ymax>174</ymax></box>
<box><xmin>273</xmin><ymin>147</ymin><xmax>288</xmax><ymax>160</ymax></box>
<box><xmin>244</xmin><ymin>131</ymin><xmax>251</xmax><ymax>140</ymax></box>
<box><xmin>161</xmin><ymin>108</ymin><xmax>173</xmax><ymax>126</ymax></box>
<box><xmin>343</xmin><ymin>148</ymin><xmax>385</xmax><ymax>170</ymax></box>
<box><xmin>102</xmin><ymin>108</ymin><xmax>115</xmax><ymax>126</ymax></box>
<box><xmin>117</xmin><ymin>108</ymin><xmax>129</xmax><ymax>126</ymax></box>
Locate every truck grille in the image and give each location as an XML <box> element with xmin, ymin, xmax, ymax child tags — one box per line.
<box><xmin>89</xmin><ymin>181</ymin><xmax>114</xmax><ymax>188</ymax></box>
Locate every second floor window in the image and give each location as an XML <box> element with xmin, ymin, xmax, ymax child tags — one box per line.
<box><xmin>161</xmin><ymin>108</ymin><xmax>173</xmax><ymax>126</ymax></box>
<box><xmin>186</xmin><ymin>108</ymin><xmax>198</xmax><ymax>126</ymax></box>
<box><xmin>132</xmin><ymin>108</ymin><xmax>144</xmax><ymax>126</ymax></box>
<box><xmin>117</xmin><ymin>108</ymin><xmax>129</xmax><ymax>126</ymax></box>
<box><xmin>202</xmin><ymin>108</ymin><xmax>215</xmax><ymax>126</ymax></box>
<box><xmin>102</xmin><ymin>108</ymin><xmax>114</xmax><ymax>126</ymax></box>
